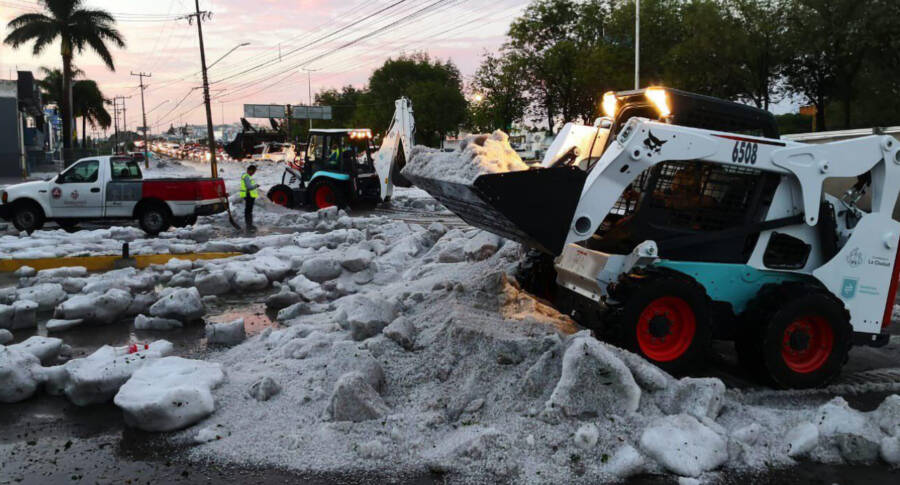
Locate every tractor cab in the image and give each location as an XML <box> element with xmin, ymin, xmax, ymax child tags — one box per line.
<box><xmin>267</xmin><ymin>97</ymin><xmax>415</xmax><ymax>211</ymax></box>
<box><xmin>268</xmin><ymin>128</ymin><xmax>382</xmax><ymax>209</ymax></box>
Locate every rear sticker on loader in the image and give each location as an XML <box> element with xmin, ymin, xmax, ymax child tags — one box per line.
<box><xmin>859</xmin><ymin>284</ymin><xmax>880</xmax><ymax>296</ymax></box>
<box><xmin>841</xmin><ymin>277</ymin><xmax>859</xmax><ymax>299</ymax></box>
<box><xmin>846</xmin><ymin>247</ymin><xmax>863</xmax><ymax>268</ymax></box>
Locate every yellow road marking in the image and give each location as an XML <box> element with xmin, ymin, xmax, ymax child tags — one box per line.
<box><xmin>0</xmin><ymin>252</ymin><xmax>242</xmax><ymax>272</ymax></box>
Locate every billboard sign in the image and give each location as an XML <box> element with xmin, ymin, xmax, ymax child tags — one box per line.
<box><xmin>243</xmin><ymin>104</ymin><xmax>331</xmax><ymax>120</ymax></box>
<box><xmin>243</xmin><ymin>104</ymin><xmax>286</xmax><ymax>119</ymax></box>
<box><xmin>291</xmin><ymin>105</ymin><xmax>332</xmax><ymax>120</ymax></box>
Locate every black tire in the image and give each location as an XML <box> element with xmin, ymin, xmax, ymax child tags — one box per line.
<box><xmin>12</xmin><ymin>201</ymin><xmax>45</xmax><ymax>233</ymax></box>
<box><xmin>267</xmin><ymin>184</ymin><xmax>294</xmax><ymax>208</ymax></box>
<box><xmin>307</xmin><ymin>179</ymin><xmax>347</xmax><ymax>210</ymax></box>
<box><xmin>515</xmin><ymin>249</ymin><xmax>558</xmax><ymax>302</ymax></box>
<box><xmin>56</xmin><ymin>219</ymin><xmax>79</xmax><ymax>233</ymax></box>
<box><xmin>738</xmin><ymin>283</ymin><xmax>851</xmax><ymax>389</ymax></box>
<box><xmin>608</xmin><ymin>272</ymin><xmax>712</xmax><ymax>375</ymax></box>
<box><xmin>138</xmin><ymin>204</ymin><xmax>172</xmax><ymax>236</ymax></box>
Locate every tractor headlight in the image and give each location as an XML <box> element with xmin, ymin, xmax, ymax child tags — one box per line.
<box><xmin>645</xmin><ymin>87</ymin><xmax>671</xmax><ymax>117</ymax></box>
<box><xmin>602</xmin><ymin>92</ymin><xmax>618</xmax><ymax>118</ymax></box>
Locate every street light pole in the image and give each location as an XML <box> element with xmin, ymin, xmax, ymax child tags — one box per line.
<box><xmin>302</xmin><ymin>68</ymin><xmax>320</xmax><ymax>130</ymax></box>
<box><xmin>635</xmin><ymin>0</ymin><xmax>640</xmax><ymax>90</ymax></box>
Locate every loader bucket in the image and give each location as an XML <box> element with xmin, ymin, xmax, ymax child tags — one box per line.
<box><xmin>405</xmin><ymin>166</ymin><xmax>587</xmax><ymax>255</ymax></box>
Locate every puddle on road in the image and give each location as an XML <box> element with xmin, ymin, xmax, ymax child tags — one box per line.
<box><xmin>4</xmin><ymin>289</ymin><xmax>280</xmax><ymax>359</ymax></box>
<box><xmin>205</xmin><ymin>300</ymin><xmax>280</xmax><ymax>336</ymax></box>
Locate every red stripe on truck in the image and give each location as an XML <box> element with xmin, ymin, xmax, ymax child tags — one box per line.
<box><xmin>141</xmin><ymin>179</ymin><xmax>226</xmax><ymax>201</ymax></box>
<box><xmin>881</xmin><ymin>244</ymin><xmax>900</xmax><ymax>329</ymax></box>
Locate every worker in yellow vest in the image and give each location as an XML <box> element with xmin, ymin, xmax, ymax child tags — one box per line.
<box><xmin>240</xmin><ymin>165</ymin><xmax>259</xmax><ymax>233</ymax></box>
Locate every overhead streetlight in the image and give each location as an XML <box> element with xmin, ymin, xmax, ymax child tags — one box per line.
<box><xmin>208</xmin><ymin>42</ymin><xmax>251</xmax><ymax>70</ymax></box>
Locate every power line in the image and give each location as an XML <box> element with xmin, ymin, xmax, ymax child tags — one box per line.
<box><xmin>216</xmin><ymin>0</ymin><xmax>458</xmax><ymax>102</ymax></box>
<box><xmin>209</xmin><ymin>0</ymin><xmax>413</xmax><ymax>86</ymax></box>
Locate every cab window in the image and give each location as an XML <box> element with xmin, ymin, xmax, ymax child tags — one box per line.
<box><xmin>110</xmin><ymin>157</ymin><xmax>142</xmax><ymax>180</ymax></box>
<box><xmin>307</xmin><ymin>135</ymin><xmax>323</xmax><ymax>162</ymax></box>
<box><xmin>58</xmin><ymin>159</ymin><xmax>99</xmax><ymax>184</ymax></box>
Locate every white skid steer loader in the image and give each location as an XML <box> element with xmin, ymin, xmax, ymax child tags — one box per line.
<box><xmin>406</xmin><ymin>88</ymin><xmax>900</xmax><ymax>389</ymax></box>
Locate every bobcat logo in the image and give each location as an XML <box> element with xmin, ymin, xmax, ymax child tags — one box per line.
<box><xmin>846</xmin><ymin>247</ymin><xmax>863</xmax><ymax>268</ymax></box>
<box><xmin>643</xmin><ymin>131</ymin><xmax>668</xmax><ymax>153</ymax></box>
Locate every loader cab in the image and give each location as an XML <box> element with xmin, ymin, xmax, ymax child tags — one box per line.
<box><xmin>602</xmin><ymin>87</ymin><xmax>779</xmax><ymax>140</ymax></box>
<box><xmin>551</xmin><ymin>88</ymin><xmax>780</xmax><ymax>172</ymax></box>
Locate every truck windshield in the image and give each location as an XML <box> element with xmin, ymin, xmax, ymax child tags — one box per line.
<box><xmin>58</xmin><ymin>159</ymin><xmax>99</xmax><ymax>183</ymax></box>
<box><xmin>111</xmin><ymin>157</ymin><xmax>142</xmax><ymax>180</ymax></box>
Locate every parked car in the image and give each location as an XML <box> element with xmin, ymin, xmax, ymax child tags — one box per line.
<box><xmin>0</xmin><ymin>155</ymin><xmax>228</xmax><ymax>235</ymax></box>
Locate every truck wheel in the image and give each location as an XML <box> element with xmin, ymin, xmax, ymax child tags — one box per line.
<box><xmin>608</xmin><ymin>272</ymin><xmax>712</xmax><ymax>375</ymax></box>
<box><xmin>138</xmin><ymin>204</ymin><xmax>172</xmax><ymax>236</ymax></box>
<box><xmin>309</xmin><ymin>179</ymin><xmax>346</xmax><ymax>210</ymax></box>
<box><xmin>12</xmin><ymin>201</ymin><xmax>45</xmax><ymax>234</ymax></box>
<box><xmin>267</xmin><ymin>185</ymin><xmax>294</xmax><ymax>208</ymax></box>
<box><xmin>738</xmin><ymin>284</ymin><xmax>851</xmax><ymax>389</ymax></box>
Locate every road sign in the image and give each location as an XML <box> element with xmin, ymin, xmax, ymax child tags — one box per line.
<box><xmin>243</xmin><ymin>104</ymin><xmax>332</xmax><ymax>120</ymax></box>
<box><xmin>243</xmin><ymin>104</ymin><xmax>286</xmax><ymax>118</ymax></box>
<box><xmin>290</xmin><ymin>105</ymin><xmax>332</xmax><ymax>120</ymax></box>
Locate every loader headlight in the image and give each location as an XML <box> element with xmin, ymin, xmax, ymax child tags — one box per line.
<box><xmin>645</xmin><ymin>87</ymin><xmax>671</xmax><ymax>117</ymax></box>
<box><xmin>602</xmin><ymin>92</ymin><xmax>618</xmax><ymax>118</ymax></box>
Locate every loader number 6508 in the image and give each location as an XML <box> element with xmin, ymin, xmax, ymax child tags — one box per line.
<box><xmin>732</xmin><ymin>140</ymin><xmax>758</xmax><ymax>165</ymax></box>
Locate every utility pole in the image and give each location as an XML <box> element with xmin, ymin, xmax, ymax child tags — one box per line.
<box><xmin>121</xmin><ymin>98</ymin><xmax>128</xmax><ymax>146</ymax></box>
<box><xmin>131</xmin><ymin>71</ymin><xmax>152</xmax><ymax>168</ymax></box>
<box><xmin>634</xmin><ymin>0</ymin><xmax>640</xmax><ymax>90</ymax></box>
<box><xmin>111</xmin><ymin>97</ymin><xmax>119</xmax><ymax>154</ymax></box>
<box><xmin>186</xmin><ymin>1</ymin><xmax>218</xmax><ymax>178</ymax></box>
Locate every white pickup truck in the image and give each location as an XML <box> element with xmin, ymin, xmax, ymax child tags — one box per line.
<box><xmin>0</xmin><ymin>155</ymin><xmax>228</xmax><ymax>235</ymax></box>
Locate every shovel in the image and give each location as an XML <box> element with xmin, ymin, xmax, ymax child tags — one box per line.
<box><xmin>225</xmin><ymin>200</ymin><xmax>242</xmax><ymax>231</ymax></box>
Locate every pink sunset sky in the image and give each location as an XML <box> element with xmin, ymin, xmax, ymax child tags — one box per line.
<box><xmin>0</xmin><ymin>0</ymin><xmax>528</xmax><ymax>132</ymax></box>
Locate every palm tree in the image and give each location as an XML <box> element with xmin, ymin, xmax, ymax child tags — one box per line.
<box><xmin>37</xmin><ymin>67</ymin><xmax>107</xmax><ymax>148</ymax></box>
<box><xmin>4</xmin><ymin>0</ymin><xmax>125</xmax><ymax>165</ymax></box>
<box><xmin>37</xmin><ymin>66</ymin><xmax>78</xmax><ymax>106</ymax></box>
<box><xmin>73</xmin><ymin>80</ymin><xmax>111</xmax><ymax>148</ymax></box>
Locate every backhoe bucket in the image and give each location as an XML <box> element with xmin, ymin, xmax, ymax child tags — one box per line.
<box><xmin>405</xmin><ymin>166</ymin><xmax>587</xmax><ymax>255</ymax></box>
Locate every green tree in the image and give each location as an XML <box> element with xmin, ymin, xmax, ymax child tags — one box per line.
<box><xmin>467</xmin><ymin>52</ymin><xmax>529</xmax><ymax>132</ymax></box>
<box><xmin>359</xmin><ymin>53</ymin><xmax>467</xmax><ymax>147</ymax></box>
<box><xmin>727</xmin><ymin>0</ymin><xmax>790</xmax><ymax>110</ymax></box>
<box><xmin>506</xmin><ymin>0</ymin><xmax>582</xmax><ymax>131</ymax></box>
<box><xmin>315</xmin><ymin>85</ymin><xmax>364</xmax><ymax>129</ymax></box>
<box><xmin>783</xmin><ymin>0</ymin><xmax>874</xmax><ymax>130</ymax></box>
<box><xmin>4</xmin><ymin>0</ymin><xmax>125</xmax><ymax>164</ymax></box>
<box><xmin>665</xmin><ymin>0</ymin><xmax>746</xmax><ymax>101</ymax></box>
